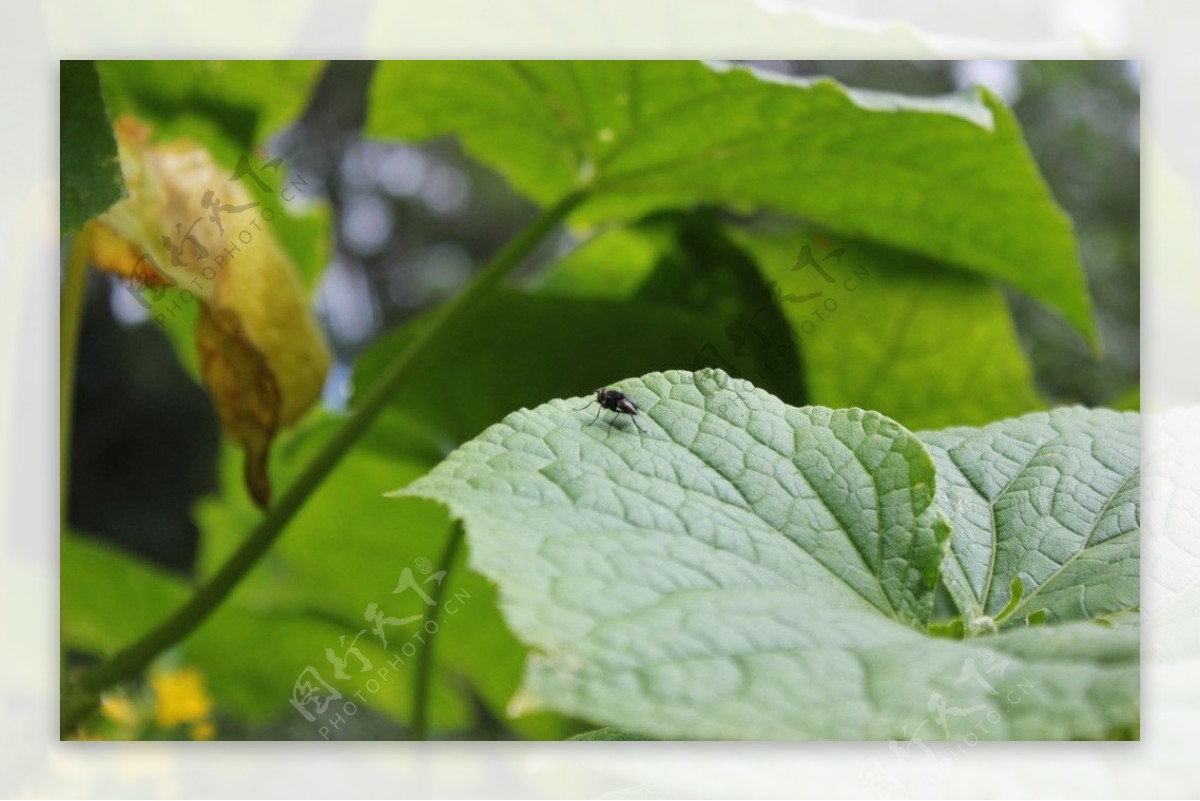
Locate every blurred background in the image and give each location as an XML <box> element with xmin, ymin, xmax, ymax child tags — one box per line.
<box><xmin>66</xmin><ymin>58</ymin><xmax>1139</xmax><ymax>644</ymax></box>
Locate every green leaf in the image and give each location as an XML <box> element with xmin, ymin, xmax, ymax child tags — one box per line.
<box><xmin>96</xmin><ymin>60</ymin><xmax>323</xmax><ymax>167</ymax></box>
<box><xmin>733</xmin><ymin>225</ymin><xmax>1046</xmax><ymax>430</ymax></box>
<box><xmin>535</xmin><ymin>224</ymin><xmax>668</xmax><ymax>299</ymax></box>
<box><xmin>368</xmin><ymin>61</ymin><xmax>1095</xmax><ymax>341</ymax></box>
<box><xmin>567</xmin><ymin>726</ymin><xmax>656</xmax><ymax>741</ymax></box>
<box><xmin>1111</xmin><ymin>385</ymin><xmax>1140</xmax><ymax>411</ymax></box>
<box><xmin>353</xmin><ymin>290</ymin><xmax>801</xmax><ymax>444</ymax></box>
<box><xmin>396</xmin><ymin>370</ymin><xmax>1137</xmax><ymax>739</ymax></box>
<box><xmin>535</xmin><ymin>215</ymin><xmax>1043</xmax><ymax>430</ymax></box>
<box><xmin>532</xmin><ymin>210</ymin><xmax>808</xmax><ymax>406</ymax></box>
<box><xmin>995</xmin><ymin>577</ymin><xmax>1026</xmax><ymax>623</ymax></box>
<box><xmin>61</xmin><ymin>534</ymin><xmax>188</xmax><ymax>656</ymax></box>
<box><xmin>920</xmin><ymin>408</ymin><xmax>1140</xmax><ymax>629</ymax></box>
<box><xmin>60</xmin><ymin>60</ymin><xmax>124</xmax><ymax>236</ymax></box>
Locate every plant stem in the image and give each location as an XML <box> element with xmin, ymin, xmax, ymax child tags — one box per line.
<box><xmin>410</xmin><ymin>521</ymin><xmax>464</xmax><ymax>741</ymax></box>
<box><xmin>60</xmin><ymin>223</ymin><xmax>93</xmax><ymax>522</ymax></box>
<box><xmin>62</xmin><ymin>190</ymin><xmax>586</xmax><ymax>735</ymax></box>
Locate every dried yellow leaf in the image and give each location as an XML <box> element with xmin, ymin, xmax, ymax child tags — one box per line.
<box><xmin>93</xmin><ymin>116</ymin><xmax>330</xmax><ymax>507</ymax></box>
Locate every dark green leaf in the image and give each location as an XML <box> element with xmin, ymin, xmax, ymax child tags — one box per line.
<box><xmin>353</xmin><ymin>290</ymin><xmax>801</xmax><ymax>444</ymax></box>
<box><xmin>734</xmin><ymin>225</ymin><xmax>1045</xmax><ymax>430</ymax></box>
<box><xmin>60</xmin><ymin>60</ymin><xmax>124</xmax><ymax>236</ymax></box>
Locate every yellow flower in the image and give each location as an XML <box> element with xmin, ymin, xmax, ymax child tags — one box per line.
<box><xmin>150</xmin><ymin>668</ymin><xmax>213</xmax><ymax>729</ymax></box>
<box><xmin>100</xmin><ymin>693</ymin><xmax>140</xmax><ymax>728</ymax></box>
<box><xmin>190</xmin><ymin>720</ymin><xmax>217</xmax><ymax>741</ymax></box>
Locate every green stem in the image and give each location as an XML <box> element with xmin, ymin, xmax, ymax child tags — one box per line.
<box><xmin>61</xmin><ymin>223</ymin><xmax>93</xmax><ymax>522</ymax></box>
<box><xmin>410</xmin><ymin>521</ymin><xmax>464</xmax><ymax>741</ymax></box>
<box><xmin>62</xmin><ymin>190</ymin><xmax>586</xmax><ymax>735</ymax></box>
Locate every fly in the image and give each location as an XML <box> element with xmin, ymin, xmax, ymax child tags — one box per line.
<box><xmin>578</xmin><ymin>387</ymin><xmax>644</xmax><ymax>433</ymax></box>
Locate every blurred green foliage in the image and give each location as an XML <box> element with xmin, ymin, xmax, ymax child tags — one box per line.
<box><xmin>1008</xmin><ymin>61</ymin><xmax>1139</xmax><ymax>407</ymax></box>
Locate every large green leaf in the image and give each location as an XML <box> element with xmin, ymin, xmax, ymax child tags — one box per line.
<box><xmin>368</xmin><ymin>60</ymin><xmax>1094</xmax><ymax>341</ymax></box>
<box><xmin>732</xmin><ymin>224</ymin><xmax>1045</xmax><ymax>430</ymax></box>
<box><xmin>60</xmin><ymin>60</ymin><xmax>124</xmax><ymax>236</ymax></box>
<box><xmin>920</xmin><ymin>408</ymin><xmax>1139</xmax><ymax>629</ymax></box>
<box><xmin>397</xmin><ymin>369</ymin><xmax>1138</xmax><ymax>739</ymax></box>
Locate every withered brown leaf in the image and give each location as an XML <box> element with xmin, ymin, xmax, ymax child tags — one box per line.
<box><xmin>91</xmin><ymin>116</ymin><xmax>331</xmax><ymax>508</ymax></box>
